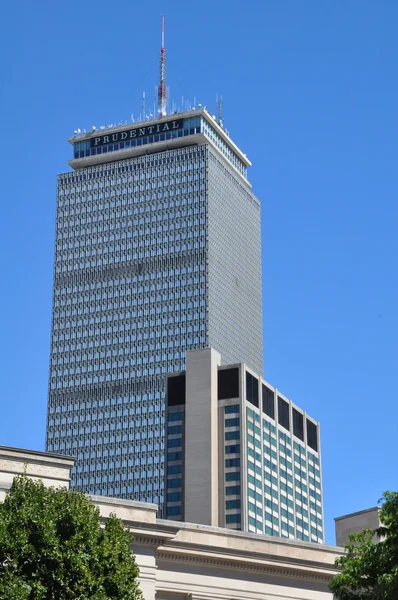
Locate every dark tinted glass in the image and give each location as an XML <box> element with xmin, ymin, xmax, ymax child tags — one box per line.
<box><xmin>307</xmin><ymin>420</ymin><xmax>318</xmax><ymax>451</ymax></box>
<box><xmin>167</xmin><ymin>374</ymin><xmax>186</xmax><ymax>406</ymax></box>
<box><xmin>262</xmin><ymin>385</ymin><xmax>275</xmax><ymax>419</ymax></box>
<box><xmin>278</xmin><ymin>397</ymin><xmax>290</xmax><ymax>430</ymax></box>
<box><xmin>292</xmin><ymin>408</ymin><xmax>304</xmax><ymax>441</ymax></box>
<box><xmin>246</xmin><ymin>372</ymin><xmax>259</xmax><ymax>408</ymax></box>
<box><xmin>218</xmin><ymin>368</ymin><xmax>239</xmax><ymax>400</ymax></box>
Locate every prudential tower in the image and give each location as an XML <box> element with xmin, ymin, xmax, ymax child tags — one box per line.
<box><xmin>46</xmin><ymin>17</ymin><xmax>263</xmax><ymax>506</ymax></box>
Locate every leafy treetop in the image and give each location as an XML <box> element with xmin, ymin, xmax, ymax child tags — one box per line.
<box><xmin>0</xmin><ymin>474</ymin><xmax>143</xmax><ymax>600</ymax></box>
<box><xmin>329</xmin><ymin>491</ymin><xmax>398</xmax><ymax>600</ymax></box>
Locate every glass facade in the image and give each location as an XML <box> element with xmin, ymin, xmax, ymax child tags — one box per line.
<box><xmin>224</xmin><ymin>404</ymin><xmax>241</xmax><ymax>529</ymax></box>
<box><xmin>47</xmin><ymin>123</ymin><xmax>263</xmax><ymax>510</ymax></box>
<box><xmin>245</xmin><ymin>397</ymin><xmax>323</xmax><ymax>543</ymax></box>
<box><xmin>165</xmin><ymin>408</ymin><xmax>184</xmax><ymax>519</ymax></box>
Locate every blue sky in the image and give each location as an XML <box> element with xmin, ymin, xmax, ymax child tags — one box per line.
<box><xmin>0</xmin><ymin>1</ymin><xmax>397</xmax><ymax>545</ymax></box>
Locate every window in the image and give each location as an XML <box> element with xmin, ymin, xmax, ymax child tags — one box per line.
<box><xmin>224</xmin><ymin>404</ymin><xmax>240</xmax><ymax>414</ymax></box>
<box><xmin>262</xmin><ymin>384</ymin><xmax>275</xmax><ymax>419</ymax></box>
<box><xmin>225</xmin><ymin>417</ymin><xmax>240</xmax><ymax>428</ymax></box>
<box><xmin>167</xmin><ymin>438</ymin><xmax>182</xmax><ymax>448</ymax></box>
<box><xmin>226</xmin><ymin>471</ymin><xmax>240</xmax><ymax>481</ymax></box>
<box><xmin>226</xmin><ymin>499</ymin><xmax>240</xmax><ymax>510</ymax></box>
<box><xmin>225</xmin><ymin>485</ymin><xmax>241</xmax><ymax>496</ymax></box>
<box><xmin>278</xmin><ymin>397</ymin><xmax>290</xmax><ymax>431</ymax></box>
<box><xmin>226</xmin><ymin>513</ymin><xmax>241</xmax><ymax>524</ymax></box>
<box><xmin>167</xmin><ymin>425</ymin><xmax>182</xmax><ymax>435</ymax></box>
<box><xmin>167</xmin><ymin>491</ymin><xmax>181</xmax><ymax>502</ymax></box>
<box><xmin>168</xmin><ymin>478</ymin><xmax>181</xmax><ymax>488</ymax></box>
<box><xmin>167</xmin><ymin>464</ymin><xmax>182</xmax><ymax>474</ymax></box>
<box><xmin>225</xmin><ymin>457</ymin><xmax>240</xmax><ymax>468</ymax></box>
<box><xmin>293</xmin><ymin>408</ymin><xmax>304</xmax><ymax>441</ymax></box>
<box><xmin>246</xmin><ymin>372</ymin><xmax>259</xmax><ymax>407</ymax></box>
<box><xmin>168</xmin><ymin>411</ymin><xmax>183</xmax><ymax>422</ymax></box>
<box><xmin>225</xmin><ymin>444</ymin><xmax>240</xmax><ymax>454</ymax></box>
<box><xmin>218</xmin><ymin>367</ymin><xmax>239</xmax><ymax>399</ymax></box>
<box><xmin>225</xmin><ymin>430</ymin><xmax>240</xmax><ymax>441</ymax></box>
<box><xmin>167</xmin><ymin>374</ymin><xmax>185</xmax><ymax>406</ymax></box>
<box><xmin>167</xmin><ymin>505</ymin><xmax>181</xmax><ymax>516</ymax></box>
<box><xmin>167</xmin><ymin>451</ymin><xmax>182</xmax><ymax>461</ymax></box>
<box><xmin>307</xmin><ymin>420</ymin><xmax>318</xmax><ymax>451</ymax></box>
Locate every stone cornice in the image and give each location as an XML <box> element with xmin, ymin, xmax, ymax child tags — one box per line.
<box><xmin>162</xmin><ymin>539</ymin><xmax>339</xmax><ymax>573</ymax></box>
<box><xmin>99</xmin><ymin>518</ymin><xmax>179</xmax><ymax>547</ymax></box>
<box><xmin>0</xmin><ymin>446</ymin><xmax>74</xmax><ymax>467</ymax></box>
<box><xmin>133</xmin><ymin>533</ymin><xmax>174</xmax><ymax>546</ymax></box>
<box><xmin>157</xmin><ymin>518</ymin><xmax>340</xmax><ymax>556</ymax></box>
<box><xmin>156</xmin><ymin>548</ymin><xmax>336</xmax><ymax>583</ymax></box>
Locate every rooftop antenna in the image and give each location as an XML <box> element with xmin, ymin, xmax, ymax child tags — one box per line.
<box><xmin>142</xmin><ymin>91</ymin><xmax>146</xmax><ymax>121</ymax></box>
<box><xmin>217</xmin><ymin>94</ymin><xmax>223</xmax><ymax>128</ymax></box>
<box><xmin>158</xmin><ymin>15</ymin><xmax>167</xmax><ymax>118</ymax></box>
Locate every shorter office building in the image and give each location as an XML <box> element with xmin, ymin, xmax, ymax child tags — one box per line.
<box><xmin>335</xmin><ymin>506</ymin><xmax>381</xmax><ymax>546</ymax></box>
<box><xmin>164</xmin><ymin>348</ymin><xmax>324</xmax><ymax>543</ymax></box>
<box><xmin>0</xmin><ymin>445</ymin><xmax>340</xmax><ymax>600</ymax></box>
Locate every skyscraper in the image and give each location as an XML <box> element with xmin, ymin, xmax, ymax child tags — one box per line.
<box><xmin>164</xmin><ymin>348</ymin><xmax>324</xmax><ymax>543</ymax></box>
<box><xmin>46</xmin><ymin>108</ymin><xmax>263</xmax><ymax>505</ymax></box>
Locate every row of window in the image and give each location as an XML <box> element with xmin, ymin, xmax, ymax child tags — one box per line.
<box><xmin>245</xmin><ymin>378</ymin><xmax>319</xmax><ymax>452</ymax></box>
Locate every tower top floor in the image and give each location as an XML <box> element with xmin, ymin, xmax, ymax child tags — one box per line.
<box><xmin>68</xmin><ymin>108</ymin><xmax>251</xmax><ymax>184</ymax></box>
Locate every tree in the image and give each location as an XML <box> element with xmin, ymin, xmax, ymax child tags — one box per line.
<box><xmin>0</xmin><ymin>474</ymin><xmax>143</xmax><ymax>600</ymax></box>
<box><xmin>329</xmin><ymin>491</ymin><xmax>398</xmax><ymax>600</ymax></box>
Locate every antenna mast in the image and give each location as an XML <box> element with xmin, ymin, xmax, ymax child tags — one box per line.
<box><xmin>158</xmin><ymin>15</ymin><xmax>167</xmax><ymax>118</ymax></box>
<box><xmin>142</xmin><ymin>91</ymin><xmax>146</xmax><ymax>121</ymax></box>
<box><xmin>217</xmin><ymin>95</ymin><xmax>223</xmax><ymax>128</ymax></box>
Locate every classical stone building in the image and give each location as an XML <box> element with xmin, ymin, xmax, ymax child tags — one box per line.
<box><xmin>0</xmin><ymin>445</ymin><xmax>340</xmax><ymax>599</ymax></box>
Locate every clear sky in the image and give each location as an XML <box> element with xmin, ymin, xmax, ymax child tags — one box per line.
<box><xmin>0</xmin><ymin>0</ymin><xmax>397</xmax><ymax>545</ymax></box>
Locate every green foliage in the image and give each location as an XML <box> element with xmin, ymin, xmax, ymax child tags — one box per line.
<box><xmin>329</xmin><ymin>491</ymin><xmax>398</xmax><ymax>600</ymax></box>
<box><xmin>0</xmin><ymin>474</ymin><xmax>143</xmax><ymax>600</ymax></box>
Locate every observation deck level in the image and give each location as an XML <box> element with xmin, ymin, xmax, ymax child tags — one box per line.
<box><xmin>69</xmin><ymin>108</ymin><xmax>251</xmax><ymax>184</ymax></box>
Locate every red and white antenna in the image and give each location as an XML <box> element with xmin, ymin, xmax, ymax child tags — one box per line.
<box><xmin>158</xmin><ymin>15</ymin><xmax>167</xmax><ymax>118</ymax></box>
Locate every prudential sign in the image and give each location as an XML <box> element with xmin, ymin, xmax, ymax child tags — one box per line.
<box><xmin>90</xmin><ymin>118</ymin><xmax>184</xmax><ymax>148</ymax></box>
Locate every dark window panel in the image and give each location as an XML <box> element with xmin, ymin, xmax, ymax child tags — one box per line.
<box><xmin>292</xmin><ymin>408</ymin><xmax>304</xmax><ymax>441</ymax></box>
<box><xmin>246</xmin><ymin>372</ymin><xmax>259</xmax><ymax>408</ymax></box>
<box><xmin>167</xmin><ymin>374</ymin><xmax>186</xmax><ymax>407</ymax></box>
<box><xmin>307</xmin><ymin>420</ymin><xmax>318</xmax><ymax>452</ymax></box>
<box><xmin>218</xmin><ymin>368</ymin><xmax>239</xmax><ymax>400</ymax></box>
<box><xmin>278</xmin><ymin>397</ymin><xmax>290</xmax><ymax>431</ymax></box>
<box><xmin>262</xmin><ymin>385</ymin><xmax>275</xmax><ymax>419</ymax></box>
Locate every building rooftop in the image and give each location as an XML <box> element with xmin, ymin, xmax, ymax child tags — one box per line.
<box><xmin>0</xmin><ymin>445</ymin><xmax>75</xmax><ymax>465</ymax></box>
<box><xmin>334</xmin><ymin>506</ymin><xmax>380</xmax><ymax>521</ymax></box>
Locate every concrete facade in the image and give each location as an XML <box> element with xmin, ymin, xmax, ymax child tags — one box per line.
<box><xmin>0</xmin><ymin>445</ymin><xmax>341</xmax><ymax>600</ymax></box>
<box><xmin>165</xmin><ymin>349</ymin><xmax>324</xmax><ymax>543</ymax></box>
<box><xmin>184</xmin><ymin>348</ymin><xmax>220</xmax><ymax>526</ymax></box>
<box><xmin>335</xmin><ymin>506</ymin><xmax>381</xmax><ymax>546</ymax></box>
<box><xmin>0</xmin><ymin>445</ymin><xmax>73</xmax><ymax>502</ymax></box>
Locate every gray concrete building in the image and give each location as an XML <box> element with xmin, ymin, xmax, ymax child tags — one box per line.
<box><xmin>0</xmin><ymin>446</ymin><xmax>341</xmax><ymax>600</ymax></box>
<box><xmin>335</xmin><ymin>506</ymin><xmax>381</xmax><ymax>546</ymax></box>
<box><xmin>46</xmin><ymin>109</ymin><xmax>263</xmax><ymax>507</ymax></box>
<box><xmin>164</xmin><ymin>348</ymin><xmax>324</xmax><ymax>543</ymax></box>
